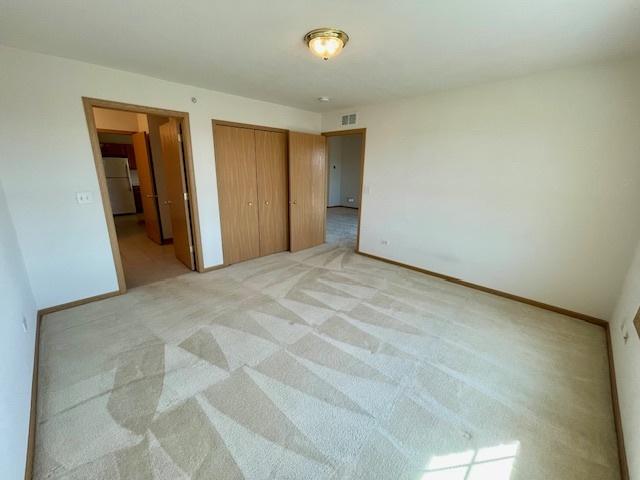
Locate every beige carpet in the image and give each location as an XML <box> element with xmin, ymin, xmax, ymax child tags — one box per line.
<box><xmin>35</xmin><ymin>241</ymin><xmax>620</xmax><ymax>479</ymax></box>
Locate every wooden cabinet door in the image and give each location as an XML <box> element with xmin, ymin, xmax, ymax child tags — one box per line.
<box><xmin>289</xmin><ymin>132</ymin><xmax>327</xmax><ymax>252</ymax></box>
<box><xmin>256</xmin><ymin>130</ymin><xmax>288</xmax><ymax>256</ymax></box>
<box><xmin>159</xmin><ymin>119</ymin><xmax>195</xmax><ymax>270</ymax></box>
<box><xmin>131</xmin><ymin>132</ymin><xmax>162</xmax><ymax>244</ymax></box>
<box><xmin>214</xmin><ymin>125</ymin><xmax>260</xmax><ymax>264</ymax></box>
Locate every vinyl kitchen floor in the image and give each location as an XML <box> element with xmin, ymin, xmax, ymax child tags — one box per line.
<box><xmin>114</xmin><ymin>214</ymin><xmax>190</xmax><ymax>288</ymax></box>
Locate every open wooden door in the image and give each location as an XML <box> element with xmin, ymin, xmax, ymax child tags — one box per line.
<box><xmin>159</xmin><ymin>119</ymin><xmax>195</xmax><ymax>269</ymax></box>
<box><xmin>131</xmin><ymin>132</ymin><xmax>162</xmax><ymax>244</ymax></box>
<box><xmin>289</xmin><ymin>132</ymin><xmax>326</xmax><ymax>252</ymax></box>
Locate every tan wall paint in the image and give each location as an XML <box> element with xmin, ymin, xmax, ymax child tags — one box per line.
<box><xmin>93</xmin><ymin>107</ymin><xmax>142</xmax><ymax>132</ymax></box>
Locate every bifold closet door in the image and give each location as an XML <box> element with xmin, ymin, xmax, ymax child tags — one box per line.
<box><xmin>255</xmin><ymin>130</ymin><xmax>288</xmax><ymax>256</ymax></box>
<box><xmin>289</xmin><ymin>132</ymin><xmax>327</xmax><ymax>252</ymax></box>
<box><xmin>214</xmin><ymin>125</ymin><xmax>260</xmax><ymax>264</ymax></box>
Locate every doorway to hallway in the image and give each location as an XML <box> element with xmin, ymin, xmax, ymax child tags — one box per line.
<box><xmin>323</xmin><ymin>129</ymin><xmax>366</xmax><ymax>250</ymax></box>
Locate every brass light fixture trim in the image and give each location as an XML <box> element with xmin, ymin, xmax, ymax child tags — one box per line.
<box><xmin>304</xmin><ymin>28</ymin><xmax>349</xmax><ymax>60</ymax></box>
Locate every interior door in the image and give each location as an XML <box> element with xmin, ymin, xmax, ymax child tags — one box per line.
<box><xmin>289</xmin><ymin>132</ymin><xmax>327</xmax><ymax>252</ymax></box>
<box><xmin>159</xmin><ymin>119</ymin><xmax>195</xmax><ymax>270</ymax></box>
<box><xmin>256</xmin><ymin>130</ymin><xmax>288</xmax><ymax>256</ymax></box>
<box><xmin>213</xmin><ymin>124</ymin><xmax>260</xmax><ymax>264</ymax></box>
<box><xmin>131</xmin><ymin>132</ymin><xmax>162</xmax><ymax>244</ymax></box>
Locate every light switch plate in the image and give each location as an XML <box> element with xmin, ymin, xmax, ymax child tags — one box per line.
<box><xmin>76</xmin><ymin>191</ymin><xmax>93</xmax><ymax>204</ymax></box>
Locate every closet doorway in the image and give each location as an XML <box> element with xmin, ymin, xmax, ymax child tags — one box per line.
<box><xmin>213</xmin><ymin>121</ymin><xmax>327</xmax><ymax>265</ymax></box>
<box><xmin>83</xmin><ymin>98</ymin><xmax>204</xmax><ymax>291</ymax></box>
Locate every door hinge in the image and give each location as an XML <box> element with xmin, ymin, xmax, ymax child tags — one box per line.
<box><xmin>177</xmin><ymin>133</ymin><xmax>183</xmax><ymax>143</ymax></box>
<box><xmin>183</xmin><ymin>192</ymin><xmax>189</xmax><ymax>201</ymax></box>
<box><xmin>189</xmin><ymin>245</ymin><xmax>194</xmax><ymax>253</ymax></box>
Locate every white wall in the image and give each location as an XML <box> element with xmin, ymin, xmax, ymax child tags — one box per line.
<box><xmin>327</xmin><ymin>135</ymin><xmax>362</xmax><ymax>208</ymax></box>
<box><xmin>610</xmin><ymin>240</ymin><xmax>640</xmax><ymax>479</ymax></box>
<box><xmin>0</xmin><ymin>180</ymin><xmax>37</xmax><ymax>480</ymax></box>
<box><xmin>327</xmin><ymin>136</ymin><xmax>342</xmax><ymax>207</ymax></box>
<box><xmin>323</xmin><ymin>56</ymin><xmax>640</xmax><ymax>319</ymax></box>
<box><xmin>338</xmin><ymin>134</ymin><xmax>362</xmax><ymax>208</ymax></box>
<box><xmin>0</xmin><ymin>46</ymin><xmax>321</xmax><ymax>309</ymax></box>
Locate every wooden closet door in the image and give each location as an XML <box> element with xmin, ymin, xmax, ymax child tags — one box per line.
<box><xmin>289</xmin><ymin>132</ymin><xmax>327</xmax><ymax>252</ymax></box>
<box><xmin>214</xmin><ymin>125</ymin><xmax>260</xmax><ymax>264</ymax></box>
<box><xmin>256</xmin><ymin>130</ymin><xmax>288</xmax><ymax>256</ymax></box>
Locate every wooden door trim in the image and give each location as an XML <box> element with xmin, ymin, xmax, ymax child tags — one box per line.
<box><xmin>212</xmin><ymin>119</ymin><xmax>288</xmax><ymax>134</ymax></box>
<box><xmin>82</xmin><ymin>97</ymin><xmax>205</xmax><ymax>295</ymax></box>
<box><xmin>322</xmin><ymin>128</ymin><xmax>366</xmax><ymax>252</ymax></box>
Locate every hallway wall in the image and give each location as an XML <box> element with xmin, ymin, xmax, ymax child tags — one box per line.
<box><xmin>327</xmin><ymin>135</ymin><xmax>362</xmax><ymax>208</ymax></box>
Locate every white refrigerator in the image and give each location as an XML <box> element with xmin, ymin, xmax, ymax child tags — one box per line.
<box><xmin>103</xmin><ymin>157</ymin><xmax>136</xmax><ymax>215</ymax></box>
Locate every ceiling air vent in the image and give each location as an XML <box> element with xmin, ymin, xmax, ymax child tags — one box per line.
<box><xmin>340</xmin><ymin>113</ymin><xmax>357</xmax><ymax>127</ymax></box>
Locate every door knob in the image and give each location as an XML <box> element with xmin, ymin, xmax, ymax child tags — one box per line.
<box><xmin>289</xmin><ymin>200</ymin><xmax>297</xmax><ymax>205</ymax></box>
<box><xmin>164</xmin><ymin>200</ymin><xmax>173</xmax><ymax>205</ymax></box>
<box><xmin>264</xmin><ymin>201</ymin><xmax>270</xmax><ymax>206</ymax></box>
<box><xmin>248</xmin><ymin>201</ymin><xmax>253</xmax><ymax>206</ymax></box>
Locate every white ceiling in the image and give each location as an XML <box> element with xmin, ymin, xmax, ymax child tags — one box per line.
<box><xmin>1</xmin><ymin>0</ymin><xmax>640</xmax><ymax>112</ymax></box>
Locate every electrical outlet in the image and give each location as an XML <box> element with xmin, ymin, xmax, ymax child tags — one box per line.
<box><xmin>22</xmin><ymin>315</ymin><xmax>28</xmax><ymax>332</ymax></box>
<box><xmin>381</xmin><ymin>239</ymin><xmax>390</xmax><ymax>246</ymax></box>
<box><xmin>76</xmin><ymin>191</ymin><xmax>93</xmax><ymax>204</ymax></box>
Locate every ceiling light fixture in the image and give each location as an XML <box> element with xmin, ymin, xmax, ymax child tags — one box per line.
<box><xmin>304</xmin><ymin>28</ymin><xmax>349</xmax><ymax>60</ymax></box>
